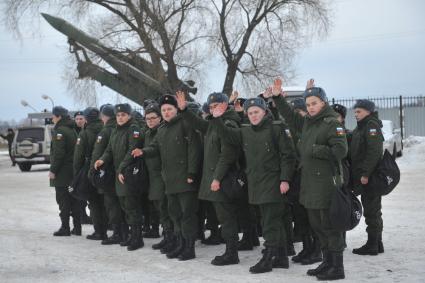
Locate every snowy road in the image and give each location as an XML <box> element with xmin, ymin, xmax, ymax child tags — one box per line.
<box><xmin>1</xmin><ymin>137</ymin><xmax>425</xmax><ymax>283</ymax></box>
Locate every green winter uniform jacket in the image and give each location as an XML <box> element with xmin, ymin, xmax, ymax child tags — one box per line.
<box><xmin>143</xmin><ymin>115</ymin><xmax>202</xmax><ymax>195</ymax></box>
<box><xmin>143</xmin><ymin>124</ymin><xmax>166</xmax><ymax>201</ymax></box>
<box><xmin>50</xmin><ymin>117</ymin><xmax>78</xmax><ymax>187</ymax></box>
<box><xmin>89</xmin><ymin>118</ymin><xmax>116</xmax><ymax>193</ymax></box>
<box><xmin>73</xmin><ymin>119</ymin><xmax>103</xmax><ymax>176</ymax></box>
<box><xmin>273</xmin><ymin>95</ymin><xmax>348</xmax><ymax>209</ymax></box>
<box><xmin>180</xmin><ymin>108</ymin><xmax>240</xmax><ymax>202</ymax></box>
<box><xmin>349</xmin><ymin>112</ymin><xmax>384</xmax><ymax>186</ymax></box>
<box><xmin>100</xmin><ymin>118</ymin><xmax>142</xmax><ymax>196</ymax></box>
<box><xmin>212</xmin><ymin>114</ymin><xmax>296</xmax><ymax>205</ymax></box>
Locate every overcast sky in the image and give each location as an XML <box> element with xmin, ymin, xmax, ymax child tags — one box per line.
<box><xmin>0</xmin><ymin>0</ymin><xmax>424</xmax><ymax>121</ymax></box>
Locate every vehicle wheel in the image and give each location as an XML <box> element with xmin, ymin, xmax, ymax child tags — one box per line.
<box><xmin>18</xmin><ymin>163</ymin><xmax>32</xmax><ymax>172</ymax></box>
<box><xmin>392</xmin><ymin>143</ymin><xmax>397</xmax><ymax>157</ymax></box>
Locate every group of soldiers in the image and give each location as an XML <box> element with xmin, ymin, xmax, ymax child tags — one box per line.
<box><xmin>48</xmin><ymin>78</ymin><xmax>385</xmax><ymax>280</ymax></box>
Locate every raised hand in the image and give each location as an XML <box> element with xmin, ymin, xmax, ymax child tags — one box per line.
<box><xmin>272</xmin><ymin>77</ymin><xmax>283</xmax><ymax>96</ymax></box>
<box><xmin>280</xmin><ymin>181</ymin><xmax>290</xmax><ymax>194</ymax></box>
<box><xmin>132</xmin><ymin>148</ymin><xmax>143</xmax><ymax>157</ymax></box>
<box><xmin>229</xmin><ymin>90</ymin><xmax>239</xmax><ymax>103</ymax></box>
<box><xmin>211</xmin><ymin>102</ymin><xmax>227</xmax><ymax>118</ymax></box>
<box><xmin>263</xmin><ymin>86</ymin><xmax>273</xmax><ymax>99</ymax></box>
<box><xmin>94</xmin><ymin>160</ymin><xmax>104</xmax><ymax>170</ymax></box>
<box><xmin>306</xmin><ymin>78</ymin><xmax>315</xmax><ymax>90</ymax></box>
<box><xmin>176</xmin><ymin>90</ymin><xmax>187</xmax><ymax>110</ymax></box>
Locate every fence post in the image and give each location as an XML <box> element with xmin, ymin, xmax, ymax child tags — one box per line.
<box><xmin>399</xmin><ymin>95</ymin><xmax>404</xmax><ymax>140</ymax></box>
<box><xmin>332</xmin><ymin>98</ymin><xmax>335</xmax><ymax>105</ymax></box>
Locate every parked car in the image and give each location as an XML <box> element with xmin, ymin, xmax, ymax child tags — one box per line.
<box><xmin>11</xmin><ymin>125</ymin><xmax>53</xmax><ymax>171</ymax></box>
<box><xmin>382</xmin><ymin>120</ymin><xmax>403</xmax><ymax>157</ymax></box>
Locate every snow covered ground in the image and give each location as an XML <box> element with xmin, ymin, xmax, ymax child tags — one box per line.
<box><xmin>1</xmin><ymin>137</ymin><xmax>425</xmax><ymax>283</ymax></box>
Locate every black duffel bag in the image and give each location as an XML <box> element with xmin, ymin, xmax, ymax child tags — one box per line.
<box><xmin>122</xmin><ymin>157</ymin><xmax>149</xmax><ymax>194</ymax></box>
<box><xmin>329</xmin><ymin>185</ymin><xmax>363</xmax><ymax>231</ymax></box>
<box><xmin>68</xmin><ymin>159</ymin><xmax>96</xmax><ymax>200</ymax></box>
<box><xmin>89</xmin><ymin>165</ymin><xmax>115</xmax><ymax>193</ymax></box>
<box><xmin>221</xmin><ymin>168</ymin><xmax>248</xmax><ymax>200</ymax></box>
<box><xmin>367</xmin><ymin>149</ymin><xmax>400</xmax><ymax>196</ymax></box>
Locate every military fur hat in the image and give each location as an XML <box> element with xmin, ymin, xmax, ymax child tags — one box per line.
<box><xmin>100</xmin><ymin>104</ymin><xmax>115</xmax><ymax>118</ymax></box>
<box><xmin>114</xmin><ymin>103</ymin><xmax>132</xmax><ymax>115</ymax></box>
<box><xmin>235</xmin><ymin>98</ymin><xmax>247</xmax><ymax>106</ymax></box>
<box><xmin>158</xmin><ymin>94</ymin><xmax>178</xmax><ymax>109</ymax></box>
<box><xmin>243</xmin><ymin>97</ymin><xmax>267</xmax><ymax>111</ymax></box>
<box><xmin>73</xmin><ymin>110</ymin><xmax>83</xmax><ymax>118</ymax></box>
<box><xmin>353</xmin><ymin>99</ymin><xmax>375</xmax><ymax>113</ymax></box>
<box><xmin>207</xmin><ymin>92</ymin><xmax>228</xmax><ymax>106</ymax></box>
<box><xmin>303</xmin><ymin>87</ymin><xmax>328</xmax><ymax>102</ymax></box>
<box><xmin>83</xmin><ymin>107</ymin><xmax>100</xmax><ymax>122</ymax></box>
<box><xmin>291</xmin><ymin>98</ymin><xmax>307</xmax><ymax>112</ymax></box>
<box><xmin>332</xmin><ymin>103</ymin><xmax>347</xmax><ymax>118</ymax></box>
<box><xmin>52</xmin><ymin>106</ymin><xmax>69</xmax><ymax>117</ymax></box>
<box><xmin>144</xmin><ymin>103</ymin><xmax>161</xmax><ymax>116</ymax></box>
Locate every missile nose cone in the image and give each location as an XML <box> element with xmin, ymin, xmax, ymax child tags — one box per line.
<box><xmin>41</xmin><ymin>13</ymin><xmax>64</xmax><ymax>30</ymax></box>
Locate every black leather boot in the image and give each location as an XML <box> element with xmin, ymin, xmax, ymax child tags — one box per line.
<box><xmin>251</xmin><ymin>226</ymin><xmax>260</xmax><ymax>247</ymax></box>
<box><xmin>86</xmin><ymin>224</ymin><xmax>107</xmax><ymax>240</ymax></box>
<box><xmin>211</xmin><ymin>239</ymin><xmax>240</xmax><ymax>266</ymax></box>
<box><xmin>353</xmin><ymin>233</ymin><xmax>379</xmax><ymax>255</ymax></box>
<box><xmin>292</xmin><ymin>234</ymin><xmax>312</xmax><ymax>263</ymax></box>
<box><xmin>307</xmin><ymin>250</ymin><xmax>331</xmax><ymax>276</ymax></box>
<box><xmin>71</xmin><ymin>218</ymin><xmax>82</xmax><ymax>236</ymax></box>
<box><xmin>152</xmin><ymin>230</ymin><xmax>170</xmax><ymax>250</ymax></box>
<box><xmin>119</xmin><ymin>224</ymin><xmax>131</xmax><ymax>246</ymax></box>
<box><xmin>301</xmin><ymin>234</ymin><xmax>322</xmax><ymax>265</ymax></box>
<box><xmin>161</xmin><ymin>232</ymin><xmax>177</xmax><ymax>254</ymax></box>
<box><xmin>178</xmin><ymin>237</ymin><xmax>196</xmax><ymax>261</ymax></box>
<box><xmin>166</xmin><ymin>233</ymin><xmax>185</xmax><ymax>259</ymax></box>
<box><xmin>272</xmin><ymin>247</ymin><xmax>289</xmax><ymax>269</ymax></box>
<box><xmin>316</xmin><ymin>251</ymin><xmax>345</xmax><ymax>281</ymax></box>
<box><xmin>143</xmin><ymin>224</ymin><xmax>160</xmax><ymax>238</ymax></box>
<box><xmin>249</xmin><ymin>247</ymin><xmax>275</xmax><ymax>274</ymax></box>
<box><xmin>102</xmin><ymin>224</ymin><xmax>121</xmax><ymax>245</ymax></box>
<box><xmin>53</xmin><ymin>224</ymin><xmax>71</xmax><ymax>236</ymax></box>
<box><xmin>127</xmin><ymin>224</ymin><xmax>144</xmax><ymax>251</ymax></box>
<box><xmin>378</xmin><ymin>232</ymin><xmax>384</xmax><ymax>253</ymax></box>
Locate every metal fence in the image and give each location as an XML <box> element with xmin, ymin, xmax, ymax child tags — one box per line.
<box><xmin>331</xmin><ymin>96</ymin><xmax>425</xmax><ymax>138</ymax></box>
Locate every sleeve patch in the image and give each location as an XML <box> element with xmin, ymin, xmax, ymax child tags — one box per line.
<box><xmin>76</xmin><ymin>137</ymin><xmax>81</xmax><ymax>145</ymax></box>
<box><xmin>56</xmin><ymin>133</ymin><xmax>63</xmax><ymax>140</ymax></box>
<box><xmin>336</xmin><ymin>127</ymin><xmax>345</xmax><ymax>136</ymax></box>
<box><xmin>96</xmin><ymin>136</ymin><xmax>103</xmax><ymax>143</ymax></box>
<box><xmin>369</xmin><ymin>128</ymin><xmax>378</xmax><ymax>136</ymax></box>
<box><xmin>133</xmin><ymin>131</ymin><xmax>140</xmax><ymax>138</ymax></box>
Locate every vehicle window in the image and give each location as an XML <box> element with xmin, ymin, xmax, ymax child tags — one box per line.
<box><xmin>16</xmin><ymin>128</ymin><xmax>44</xmax><ymax>142</ymax></box>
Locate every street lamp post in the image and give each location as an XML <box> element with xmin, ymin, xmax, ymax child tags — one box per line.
<box><xmin>41</xmin><ymin>94</ymin><xmax>54</xmax><ymax>108</ymax></box>
<box><xmin>21</xmin><ymin>100</ymin><xmax>39</xmax><ymax>126</ymax></box>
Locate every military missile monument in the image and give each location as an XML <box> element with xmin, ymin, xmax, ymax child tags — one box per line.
<box><xmin>41</xmin><ymin>13</ymin><xmax>197</xmax><ymax>105</ymax></box>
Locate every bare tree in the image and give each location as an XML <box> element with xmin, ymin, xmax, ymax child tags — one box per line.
<box><xmin>208</xmin><ymin>0</ymin><xmax>329</xmax><ymax>95</ymax></box>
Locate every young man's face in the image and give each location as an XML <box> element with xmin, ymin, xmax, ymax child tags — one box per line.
<box><xmin>354</xmin><ymin>108</ymin><xmax>371</xmax><ymax>121</ymax></box>
<box><xmin>306</xmin><ymin>96</ymin><xmax>325</xmax><ymax>117</ymax></box>
<box><xmin>74</xmin><ymin>115</ymin><xmax>86</xmax><ymax>128</ymax></box>
<box><xmin>116</xmin><ymin>112</ymin><xmax>130</xmax><ymax>126</ymax></box>
<box><xmin>145</xmin><ymin>112</ymin><xmax>161</xmax><ymax>129</ymax></box>
<box><xmin>247</xmin><ymin>106</ymin><xmax>266</xmax><ymax>126</ymax></box>
<box><xmin>161</xmin><ymin>104</ymin><xmax>177</xmax><ymax>122</ymax></box>
<box><xmin>52</xmin><ymin>115</ymin><xmax>61</xmax><ymax>125</ymax></box>
<box><xmin>100</xmin><ymin>114</ymin><xmax>110</xmax><ymax>125</ymax></box>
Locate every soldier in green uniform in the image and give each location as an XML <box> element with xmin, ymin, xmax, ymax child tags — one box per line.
<box><xmin>90</xmin><ymin>104</ymin><xmax>127</xmax><ymax>245</ymax></box>
<box><xmin>94</xmin><ymin>103</ymin><xmax>144</xmax><ymax>251</ymax></box>
<box><xmin>350</xmin><ymin>100</ymin><xmax>384</xmax><ymax>256</ymax></box>
<box><xmin>49</xmin><ymin>106</ymin><xmax>80</xmax><ymax>236</ymax></box>
<box><xmin>1</xmin><ymin>128</ymin><xmax>16</xmax><ymax>166</ymax></box>
<box><xmin>73</xmin><ymin>107</ymin><xmax>106</xmax><ymax>240</ymax></box>
<box><xmin>132</xmin><ymin>94</ymin><xmax>202</xmax><ymax>261</ymax></box>
<box><xmin>211</xmin><ymin>97</ymin><xmax>296</xmax><ymax>274</ymax></box>
<box><xmin>176</xmin><ymin>91</ymin><xmax>242</xmax><ymax>266</ymax></box>
<box><xmin>271</xmin><ymin>85</ymin><xmax>348</xmax><ymax>281</ymax></box>
<box><xmin>142</xmin><ymin>103</ymin><xmax>175</xmax><ymax>252</ymax></box>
